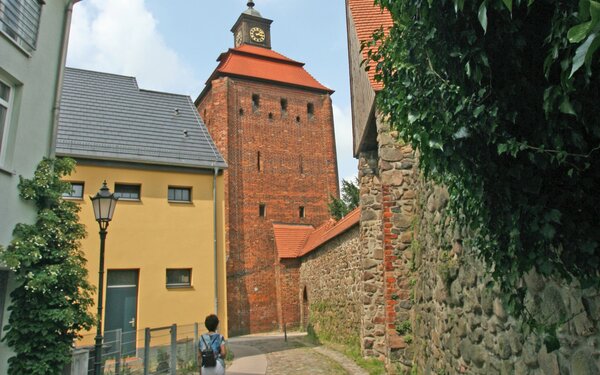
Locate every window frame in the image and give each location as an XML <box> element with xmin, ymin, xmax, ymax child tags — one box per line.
<box><xmin>0</xmin><ymin>78</ymin><xmax>13</xmax><ymax>166</ymax></box>
<box><xmin>62</xmin><ymin>181</ymin><xmax>84</xmax><ymax>200</ymax></box>
<box><xmin>299</xmin><ymin>206</ymin><xmax>305</xmax><ymax>218</ymax></box>
<box><xmin>114</xmin><ymin>183</ymin><xmax>142</xmax><ymax>201</ymax></box>
<box><xmin>259</xmin><ymin>203</ymin><xmax>266</xmax><ymax>217</ymax></box>
<box><xmin>168</xmin><ymin>186</ymin><xmax>192</xmax><ymax>203</ymax></box>
<box><xmin>0</xmin><ymin>0</ymin><xmax>42</xmax><ymax>53</ymax></box>
<box><xmin>166</xmin><ymin>268</ymin><xmax>192</xmax><ymax>289</ymax></box>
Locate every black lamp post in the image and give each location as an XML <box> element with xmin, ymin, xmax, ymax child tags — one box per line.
<box><xmin>90</xmin><ymin>181</ymin><xmax>118</xmax><ymax>375</ymax></box>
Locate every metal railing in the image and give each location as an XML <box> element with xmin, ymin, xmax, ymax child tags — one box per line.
<box><xmin>74</xmin><ymin>323</ymin><xmax>201</xmax><ymax>375</ymax></box>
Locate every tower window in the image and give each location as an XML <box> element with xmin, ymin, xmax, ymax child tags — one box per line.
<box><xmin>307</xmin><ymin>103</ymin><xmax>314</xmax><ymax>119</ymax></box>
<box><xmin>296</xmin><ymin>116</ymin><xmax>301</xmax><ymax>123</ymax></box>
<box><xmin>239</xmin><ymin>108</ymin><xmax>244</xmax><ymax>116</ymax></box>
<box><xmin>259</xmin><ymin>204</ymin><xmax>266</xmax><ymax>217</ymax></box>
<box><xmin>299</xmin><ymin>206</ymin><xmax>305</xmax><ymax>218</ymax></box>
<box><xmin>268</xmin><ymin>112</ymin><xmax>273</xmax><ymax>120</ymax></box>
<box><xmin>299</xmin><ymin>156</ymin><xmax>304</xmax><ymax>174</ymax></box>
<box><xmin>280</xmin><ymin>98</ymin><xmax>288</xmax><ymax>114</ymax></box>
<box><xmin>257</xmin><ymin>151</ymin><xmax>262</xmax><ymax>172</ymax></box>
<box><xmin>252</xmin><ymin>94</ymin><xmax>260</xmax><ymax>112</ymax></box>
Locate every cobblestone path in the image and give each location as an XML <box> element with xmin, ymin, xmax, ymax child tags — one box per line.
<box><xmin>228</xmin><ymin>333</ymin><xmax>368</xmax><ymax>375</ymax></box>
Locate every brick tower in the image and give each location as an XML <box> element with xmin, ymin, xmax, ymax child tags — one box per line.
<box><xmin>196</xmin><ymin>1</ymin><xmax>339</xmax><ymax>335</ymax></box>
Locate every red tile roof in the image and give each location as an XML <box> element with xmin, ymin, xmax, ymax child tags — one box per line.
<box><xmin>207</xmin><ymin>44</ymin><xmax>333</xmax><ymax>93</ymax></box>
<box><xmin>347</xmin><ymin>0</ymin><xmax>393</xmax><ymax>91</ymax></box>
<box><xmin>273</xmin><ymin>223</ymin><xmax>316</xmax><ymax>259</ymax></box>
<box><xmin>273</xmin><ymin>207</ymin><xmax>361</xmax><ymax>259</ymax></box>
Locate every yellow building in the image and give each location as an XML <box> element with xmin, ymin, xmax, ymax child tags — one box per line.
<box><xmin>55</xmin><ymin>68</ymin><xmax>228</xmax><ymax>352</ymax></box>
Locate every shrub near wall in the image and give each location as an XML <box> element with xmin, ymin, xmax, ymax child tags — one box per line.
<box><xmin>299</xmin><ymin>227</ymin><xmax>361</xmax><ymax>347</ymax></box>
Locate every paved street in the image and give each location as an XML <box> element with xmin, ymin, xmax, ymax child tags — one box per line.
<box><xmin>227</xmin><ymin>333</ymin><xmax>368</xmax><ymax>375</ymax></box>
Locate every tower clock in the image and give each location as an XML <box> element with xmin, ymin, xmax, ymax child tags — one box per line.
<box><xmin>231</xmin><ymin>1</ymin><xmax>272</xmax><ymax>49</ymax></box>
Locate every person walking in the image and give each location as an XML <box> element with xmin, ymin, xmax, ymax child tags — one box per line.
<box><xmin>199</xmin><ymin>314</ymin><xmax>227</xmax><ymax>374</ymax></box>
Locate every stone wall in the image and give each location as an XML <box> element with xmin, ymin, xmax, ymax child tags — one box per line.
<box><xmin>408</xmin><ymin>181</ymin><xmax>600</xmax><ymax>374</ymax></box>
<box><xmin>299</xmin><ymin>226</ymin><xmax>362</xmax><ymax>346</ymax></box>
<box><xmin>358</xmin><ymin>113</ymin><xmax>600</xmax><ymax>374</ymax></box>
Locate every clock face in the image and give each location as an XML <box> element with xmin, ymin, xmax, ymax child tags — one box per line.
<box><xmin>249</xmin><ymin>27</ymin><xmax>265</xmax><ymax>43</ymax></box>
<box><xmin>235</xmin><ymin>31</ymin><xmax>243</xmax><ymax>46</ymax></box>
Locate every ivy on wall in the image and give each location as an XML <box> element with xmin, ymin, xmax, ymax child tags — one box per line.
<box><xmin>366</xmin><ymin>0</ymin><xmax>600</xmax><ymax>344</ymax></box>
<box><xmin>0</xmin><ymin>158</ymin><xmax>94</xmax><ymax>374</ymax></box>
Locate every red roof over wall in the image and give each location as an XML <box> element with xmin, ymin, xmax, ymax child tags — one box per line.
<box><xmin>347</xmin><ymin>0</ymin><xmax>393</xmax><ymax>91</ymax></box>
<box><xmin>204</xmin><ymin>44</ymin><xmax>333</xmax><ymax>94</ymax></box>
<box><xmin>273</xmin><ymin>208</ymin><xmax>360</xmax><ymax>259</ymax></box>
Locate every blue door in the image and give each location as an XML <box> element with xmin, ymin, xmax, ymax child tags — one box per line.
<box><xmin>105</xmin><ymin>270</ymin><xmax>139</xmax><ymax>357</ymax></box>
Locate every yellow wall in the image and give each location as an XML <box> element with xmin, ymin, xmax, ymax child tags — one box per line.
<box><xmin>67</xmin><ymin>162</ymin><xmax>228</xmax><ymax>343</ymax></box>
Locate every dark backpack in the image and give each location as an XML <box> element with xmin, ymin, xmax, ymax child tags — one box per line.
<box><xmin>199</xmin><ymin>334</ymin><xmax>219</xmax><ymax>367</ymax></box>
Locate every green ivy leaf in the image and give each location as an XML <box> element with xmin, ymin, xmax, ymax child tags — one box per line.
<box><xmin>478</xmin><ymin>2</ymin><xmax>488</xmax><ymax>34</ymax></box>
<box><xmin>502</xmin><ymin>0</ymin><xmax>512</xmax><ymax>12</ymax></box>
<box><xmin>559</xmin><ymin>97</ymin><xmax>577</xmax><ymax>116</ymax></box>
<box><xmin>570</xmin><ymin>32</ymin><xmax>598</xmax><ymax>77</ymax></box>
<box><xmin>567</xmin><ymin>21</ymin><xmax>592</xmax><ymax>43</ymax></box>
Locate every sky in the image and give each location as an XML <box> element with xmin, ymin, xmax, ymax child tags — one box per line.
<box><xmin>66</xmin><ymin>0</ymin><xmax>357</xmax><ymax>184</ymax></box>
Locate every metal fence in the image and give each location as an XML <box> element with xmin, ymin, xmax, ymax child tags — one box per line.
<box><xmin>74</xmin><ymin>323</ymin><xmax>201</xmax><ymax>375</ymax></box>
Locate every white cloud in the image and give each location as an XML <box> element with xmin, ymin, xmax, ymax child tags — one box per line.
<box><xmin>333</xmin><ymin>104</ymin><xmax>358</xmax><ymax>184</ymax></box>
<box><xmin>67</xmin><ymin>0</ymin><xmax>198</xmax><ymax>96</ymax></box>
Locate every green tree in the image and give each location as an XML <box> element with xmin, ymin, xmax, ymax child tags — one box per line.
<box><xmin>329</xmin><ymin>178</ymin><xmax>360</xmax><ymax>220</ymax></box>
<box><xmin>368</xmin><ymin>0</ymin><xmax>600</xmax><ymax>341</ymax></box>
<box><xmin>0</xmin><ymin>158</ymin><xmax>94</xmax><ymax>374</ymax></box>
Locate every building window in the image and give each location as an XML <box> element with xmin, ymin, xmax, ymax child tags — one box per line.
<box><xmin>296</xmin><ymin>116</ymin><xmax>301</xmax><ymax>123</ymax></box>
<box><xmin>299</xmin><ymin>156</ymin><xmax>304</xmax><ymax>174</ymax></box>
<box><xmin>280</xmin><ymin>98</ymin><xmax>288</xmax><ymax>114</ymax></box>
<box><xmin>166</xmin><ymin>269</ymin><xmax>192</xmax><ymax>288</ymax></box>
<box><xmin>307</xmin><ymin>103</ymin><xmax>314</xmax><ymax>119</ymax></box>
<box><xmin>168</xmin><ymin>187</ymin><xmax>191</xmax><ymax>202</ymax></box>
<box><xmin>299</xmin><ymin>206</ymin><xmax>305</xmax><ymax>218</ymax></box>
<box><xmin>252</xmin><ymin>94</ymin><xmax>260</xmax><ymax>112</ymax></box>
<box><xmin>257</xmin><ymin>151</ymin><xmax>262</xmax><ymax>172</ymax></box>
<box><xmin>259</xmin><ymin>203</ymin><xmax>266</xmax><ymax>217</ymax></box>
<box><xmin>62</xmin><ymin>182</ymin><xmax>84</xmax><ymax>199</ymax></box>
<box><xmin>268</xmin><ymin>112</ymin><xmax>273</xmax><ymax>120</ymax></box>
<box><xmin>114</xmin><ymin>183</ymin><xmax>141</xmax><ymax>200</ymax></box>
<box><xmin>0</xmin><ymin>80</ymin><xmax>12</xmax><ymax>164</ymax></box>
<box><xmin>0</xmin><ymin>0</ymin><xmax>42</xmax><ymax>52</ymax></box>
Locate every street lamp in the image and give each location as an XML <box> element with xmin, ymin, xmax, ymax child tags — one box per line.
<box><xmin>90</xmin><ymin>181</ymin><xmax>118</xmax><ymax>375</ymax></box>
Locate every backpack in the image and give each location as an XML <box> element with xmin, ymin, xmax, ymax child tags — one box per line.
<box><xmin>199</xmin><ymin>334</ymin><xmax>220</xmax><ymax>368</ymax></box>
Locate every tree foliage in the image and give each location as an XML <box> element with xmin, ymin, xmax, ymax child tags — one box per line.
<box><xmin>329</xmin><ymin>178</ymin><xmax>360</xmax><ymax>220</ymax></box>
<box><xmin>0</xmin><ymin>158</ymin><xmax>94</xmax><ymax>374</ymax></box>
<box><xmin>367</xmin><ymin>0</ymin><xmax>600</xmax><ymax>335</ymax></box>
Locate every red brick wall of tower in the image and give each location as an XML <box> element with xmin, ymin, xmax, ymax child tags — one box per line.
<box><xmin>197</xmin><ymin>76</ymin><xmax>339</xmax><ymax>335</ymax></box>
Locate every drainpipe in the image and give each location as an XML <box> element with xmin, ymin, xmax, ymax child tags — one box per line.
<box><xmin>213</xmin><ymin>167</ymin><xmax>220</xmax><ymax>314</ymax></box>
<box><xmin>49</xmin><ymin>0</ymin><xmax>78</xmax><ymax>157</ymax></box>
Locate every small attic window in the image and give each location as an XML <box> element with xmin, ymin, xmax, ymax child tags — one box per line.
<box><xmin>307</xmin><ymin>103</ymin><xmax>314</xmax><ymax>119</ymax></box>
<box><xmin>252</xmin><ymin>94</ymin><xmax>260</xmax><ymax>112</ymax></box>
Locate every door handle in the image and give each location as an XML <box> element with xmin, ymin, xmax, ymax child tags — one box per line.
<box><xmin>129</xmin><ymin>318</ymin><xmax>135</xmax><ymax>327</ymax></box>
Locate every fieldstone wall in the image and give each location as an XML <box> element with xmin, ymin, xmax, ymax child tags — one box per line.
<box><xmin>299</xmin><ymin>226</ymin><xmax>362</xmax><ymax>346</ymax></box>
<box><xmin>409</xmin><ymin>181</ymin><xmax>600</xmax><ymax>374</ymax></box>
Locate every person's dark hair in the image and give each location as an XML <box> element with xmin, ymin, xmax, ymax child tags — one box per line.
<box><xmin>205</xmin><ymin>314</ymin><xmax>219</xmax><ymax>332</ymax></box>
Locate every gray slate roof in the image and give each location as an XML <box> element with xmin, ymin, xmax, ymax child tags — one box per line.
<box><xmin>56</xmin><ymin>67</ymin><xmax>227</xmax><ymax>170</ymax></box>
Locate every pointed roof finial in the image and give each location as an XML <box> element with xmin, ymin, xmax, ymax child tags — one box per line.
<box><xmin>243</xmin><ymin>0</ymin><xmax>262</xmax><ymax>17</ymax></box>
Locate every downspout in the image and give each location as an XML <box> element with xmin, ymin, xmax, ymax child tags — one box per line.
<box><xmin>49</xmin><ymin>0</ymin><xmax>77</xmax><ymax>157</ymax></box>
<box><xmin>213</xmin><ymin>167</ymin><xmax>220</xmax><ymax>314</ymax></box>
